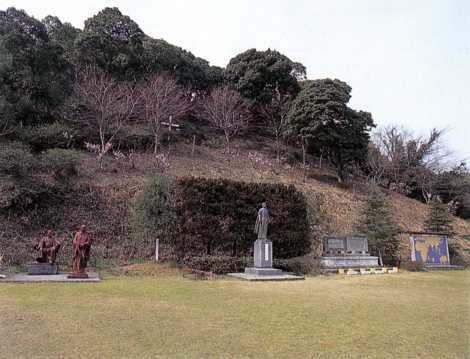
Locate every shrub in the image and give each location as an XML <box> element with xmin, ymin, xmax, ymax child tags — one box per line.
<box><xmin>114</xmin><ymin>125</ymin><xmax>154</xmax><ymax>151</ymax></box>
<box><xmin>448</xmin><ymin>242</ymin><xmax>470</xmax><ymax>267</ymax></box>
<box><xmin>0</xmin><ymin>141</ymin><xmax>37</xmax><ymax>177</ymax></box>
<box><xmin>273</xmin><ymin>255</ymin><xmax>320</xmax><ymax>275</ymax></box>
<box><xmin>181</xmin><ymin>256</ymin><xmax>250</xmax><ymax>274</ymax></box>
<box><xmin>131</xmin><ymin>175</ymin><xmax>178</xmax><ymax>256</ymax></box>
<box><xmin>0</xmin><ymin>142</ymin><xmax>47</xmax><ymax>210</ymax></box>
<box><xmin>17</xmin><ymin>122</ymin><xmax>76</xmax><ymax>152</ymax></box>
<box><xmin>42</xmin><ymin>149</ymin><xmax>82</xmax><ymax>189</ymax></box>
<box><xmin>132</xmin><ymin>177</ymin><xmax>311</xmax><ymax>260</ymax></box>
<box><xmin>400</xmin><ymin>261</ymin><xmax>426</xmax><ymax>271</ymax></box>
<box><xmin>174</xmin><ymin>178</ymin><xmax>311</xmax><ymax>258</ymax></box>
<box><xmin>181</xmin><ymin>255</ymin><xmax>320</xmax><ymax>275</ymax></box>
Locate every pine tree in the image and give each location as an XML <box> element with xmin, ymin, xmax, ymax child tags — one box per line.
<box><xmin>424</xmin><ymin>200</ymin><xmax>454</xmax><ymax>234</ymax></box>
<box><xmin>355</xmin><ymin>185</ymin><xmax>401</xmax><ymax>265</ymax></box>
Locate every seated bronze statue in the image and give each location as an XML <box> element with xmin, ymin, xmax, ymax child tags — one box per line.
<box><xmin>34</xmin><ymin>229</ymin><xmax>61</xmax><ymax>264</ymax></box>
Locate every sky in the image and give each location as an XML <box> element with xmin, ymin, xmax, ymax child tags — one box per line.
<box><xmin>2</xmin><ymin>0</ymin><xmax>469</xmax><ymax>160</ymax></box>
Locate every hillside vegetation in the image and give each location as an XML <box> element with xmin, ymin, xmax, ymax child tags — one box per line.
<box><xmin>4</xmin><ymin>137</ymin><xmax>469</xmax><ymax>266</ymax></box>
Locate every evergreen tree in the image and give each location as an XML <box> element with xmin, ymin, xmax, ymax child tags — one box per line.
<box><xmin>355</xmin><ymin>185</ymin><xmax>401</xmax><ymax>265</ymax></box>
<box><xmin>286</xmin><ymin>79</ymin><xmax>375</xmax><ymax>182</ymax></box>
<box><xmin>424</xmin><ymin>200</ymin><xmax>454</xmax><ymax>233</ymax></box>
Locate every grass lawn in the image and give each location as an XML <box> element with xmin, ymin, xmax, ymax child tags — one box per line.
<box><xmin>0</xmin><ymin>268</ymin><xmax>469</xmax><ymax>359</ymax></box>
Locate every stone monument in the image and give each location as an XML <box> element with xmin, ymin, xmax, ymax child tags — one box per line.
<box><xmin>68</xmin><ymin>224</ymin><xmax>92</xmax><ymax>279</ymax></box>
<box><xmin>228</xmin><ymin>203</ymin><xmax>303</xmax><ymax>280</ymax></box>
<box><xmin>27</xmin><ymin>229</ymin><xmax>61</xmax><ymax>275</ymax></box>
<box><xmin>320</xmin><ymin>236</ymin><xmax>378</xmax><ymax>271</ymax></box>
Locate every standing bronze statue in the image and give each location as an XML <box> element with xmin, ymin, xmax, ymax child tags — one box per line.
<box><xmin>254</xmin><ymin>202</ymin><xmax>271</xmax><ymax>240</ymax></box>
<box><xmin>34</xmin><ymin>229</ymin><xmax>61</xmax><ymax>264</ymax></box>
<box><xmin>69</xmin><ymin>224</ymin><xmax>92</xmax><ymax>278</ymax></box>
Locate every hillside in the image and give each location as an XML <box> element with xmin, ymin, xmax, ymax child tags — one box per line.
<box><xmin>82</xmin><ymin>139</ymin><xmax>470</xmax><ymax>255</ymax></box>
<box><xmin>2</xmin><ymin>138</ymin><xmax>469</xmax><ymax>266</ymax></box>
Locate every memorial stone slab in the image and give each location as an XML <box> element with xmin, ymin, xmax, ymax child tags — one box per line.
<box><xmin>347</xmin><ymin>237</ymin><xmax>368</xmax><ymax>254</ymax></box>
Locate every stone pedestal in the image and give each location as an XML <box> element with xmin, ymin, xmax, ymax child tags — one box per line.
<box><xmin>228</xmin><ymin>239</ymin><xmax>304</xmax><ymax>281</ymax></box>
<box><xmin>68</xmin><ymin>272</ymin><xmax>89</xmax><ymax>279</ymax></box>
<box><xmin>245</xmin><ymin>267</ymin><xmax>283</xmax><ymax>276</ymax></box>
<box><xmin>321</xmin><ymin>236</ymin><xmax>379</xmax><ymax>271</ymax></box>
<box><xmin>254</xmin><ymin>239</ymin><xmax>272</xmax><ymax>268</ymax></box>
<box><xmin>27</xmin><ymin>263</ymin><xmax>58</xmax><ymax>275</ymax></box>
<box><xmin>320</xmin><ymin>255</ymin><xmax>379</xmax><ymax>269</ymax></box>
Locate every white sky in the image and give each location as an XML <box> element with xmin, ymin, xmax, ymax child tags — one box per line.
<box><xmin>2</xmin><ymin>0</ymin><xmax>469</xmax><ymax>160</ymax></box>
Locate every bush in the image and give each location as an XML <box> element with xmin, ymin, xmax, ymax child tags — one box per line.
<box><xmin>0</xmin><ymin>141</ymin><xmax>37</xmax><ymax>177</ymax></box>
<box><xmin>0</xmin><ymin>142</ymin><xmax>47</xmax><ymax>210</ymax></box>
<box><xmin>0</xmin><ymin>142</ymin><xmax>82</xmax><ymax>210</ymax></box>
<box><xmin>273</xmin><ymin>255</ymin><xmax>320</xmax><ymax>275</ymax></box>
<box><xmin>174</xmin><ymin>178</ymin><xmax>311</xmax><ymax>258</ymax></box>
<box><xmin>17</xmin><ymin>122</ymin><xmax>76</xmax><ymax>152</ymax></box>
<box><xmin>448</xmin><ymin>242</ymin><xmax>470</xmax><ymax>267</ymax></box>
<box><xmin>42</xmin><ymin>149</ymin><xmax>82</xmax><ymax>189</ymax></box>
<box><xmin>181</xmin><ymin>255</ymin><xmax>320</xmax><ymax>275</ymax></box>
<box><xmin>132</xmin><ymin>177</ymin><xmax>311</xmax><ymax>260</ymax></box>
<box><xmin>181</xmin><ymin>256</ymin><xmax>250</xmax><ymax>274</ymax></box>
<box><xmin>400</xmin><ymin>261</ymin><xmax>426</xmax><ymax>271</ymax></box>
<box><xmin>114</xmin><ymin>125</ymin><xmax>154</xmax><ymax>151</ymax></box>
<box><xmin>131</xmin><ymin>175</ymin><xmax>178</xmax><ymax>256</ymax></box>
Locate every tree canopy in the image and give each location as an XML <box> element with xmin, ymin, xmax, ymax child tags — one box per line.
<box><xmin>225</xmin><ymin>48</ymin><xmax>306</xmax><ymax>105</ymax></box>
<box><xmin>0</xmin><ymin>8</ymin><xmax>72</xmax><ymax>126</ymax></box>
<box><xmin>286</xmin><ymin>78</ymin><xmax>375</xmax><ymax>181</ymax></box>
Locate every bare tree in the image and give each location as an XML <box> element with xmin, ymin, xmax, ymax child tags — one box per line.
<box><xmin>200</xmin><ymin>85</ymin><xmax>250</xmax><ymax>153</ymax></box>
<box><xmin>137</xmin><ymin>74</ymin><xmax>192</xmax><ymax>154</ymax></box>
<box><xmin>260</xmin><ymin>87</ymin><xmax>292</xmax><ymax>162</ymax></box>
<box><xmin>72</xmin><ymin>65</ymin><xmax>138</xmax><ymax>169</ymax></box>
<box><xmin>369</xmin><ymin>125</ymin><xmax>454</xmax><ymax>199</ymax></box>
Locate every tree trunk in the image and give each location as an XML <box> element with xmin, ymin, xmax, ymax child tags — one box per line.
<box><xmin>276</xmin><ymin>134</ymin><xmax>280</xmax><ymax>163</ymax></box>
<box><xmin>301</xmin><ymin>137</ymin><xmax>307</xmax><ymax>182</ymax></box>
<box><xmin>378</xmin><ymin>249</ymin><xmax>384</xmax><ymax>267</ymax></box>
<box><xmin>225</xmin><ymin>133</ymin><xmax>230</xmax><ymax>154</ymax></box>
<box><xmin>154</xmin><ymin>133</ymin><xmax>159</xmax><ymax>155</ymax></box>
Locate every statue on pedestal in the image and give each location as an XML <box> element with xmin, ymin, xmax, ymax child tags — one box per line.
<box><xmin>34</xmin><ymin>229</ymin><xmax>61</xmax><ymax>264</ymax></box>
<box><xmin>69</xmin><ymin>225</ymin><xmax>92</xmax><ymax>278</ymax></box>
<box><xmin>254</xmin><ymin>202</ymin><xmax>270</xmax><ymax>239</ymax></box>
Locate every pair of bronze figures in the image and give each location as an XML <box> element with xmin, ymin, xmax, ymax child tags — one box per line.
<box><xmin>34</xmin><ymin>225</ymin><xmax>92</xmax><ymax>276</ymax></box>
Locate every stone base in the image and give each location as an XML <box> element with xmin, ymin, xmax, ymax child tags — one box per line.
<box><xmin>320</xmin><ymin>255</ymin><xmax>379</xmax><ymax>270</ymax></box>
<box><xmin>425</xmin><ymin>264</ymin><xmax>464</xmax><ymax>271</ymax></box>
<box><xmin>27</xmin><ymin>263</ymin><xmax>58</xmax><ymax>275</ymax></box>
<box><xmin>244</xmin><ymin>267</ymin><xmax>283</xmax><ymax>276</ymax></box>
<box><xmin>68</xmin><ymin>272</ymin><xmax>89</xmax><ymax>279</ymax></box>
<box><xmin>0</xmin><ymin>272</ymin><xmax>100</xmax><ymax>283</ymax></box>
<box><xmin>227</xmin><ymin>272</ymin><xmax>304</xmax><ymax>281</ymax></box>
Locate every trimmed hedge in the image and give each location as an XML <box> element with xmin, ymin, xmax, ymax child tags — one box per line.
<box><xmin>181</xmin><ymin>255</ymin><xmax>320</xmax><ymax>275</ymax></box>
<box><xmin>132</xmin><ymin>177</ymin><xmax>311</xmax><ymax>260</ymax></box>
<box><xmin>181</xmin><ymin>256</ymin><xmax>249</xmax><ymax>274</ymax></box>
<box><xmin>174</xmin><ymin>178</ymin><xmax>310</xmax><ymax>258</ymax></box>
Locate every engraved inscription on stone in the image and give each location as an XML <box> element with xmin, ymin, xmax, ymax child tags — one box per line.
<box><xmin>327</xmin><ymin>238</ymin><xmax>345</xmax><ymax>250</ymax></box>
<box><xmin>347</xmin><ymin>237</ymin><xmax>367</xmax><ymax>253</ymax></box>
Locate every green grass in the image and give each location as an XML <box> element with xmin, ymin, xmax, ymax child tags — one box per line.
<box><xmin>1</xmin><ymin>270</ymin><xmax>469</xmax><ymax>359</ymax></box>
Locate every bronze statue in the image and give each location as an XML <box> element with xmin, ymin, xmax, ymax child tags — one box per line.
<box><xmin>254</xmin><ymin>202</ymin><xmax>271</xmax><ymax>240</ymax></box>
<box><xmin>70</xmin><ymin>225</ymin><xmax>92</xmax><ymax>277</ymax></box>
<box><xmin>34</xmin><ymin>229</ymin><xmax>61</xmax><ymax>264</ymax></box>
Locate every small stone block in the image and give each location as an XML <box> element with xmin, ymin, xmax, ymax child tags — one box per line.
<box><xmin>244</xmin><ymin>267</ymin><xmax>283</xmax><ymax>276</ymax></box>
<box><xmin>27</xmin><ymin>263</ymin><xmax>58</xmax><ymax>275</ymax></box>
